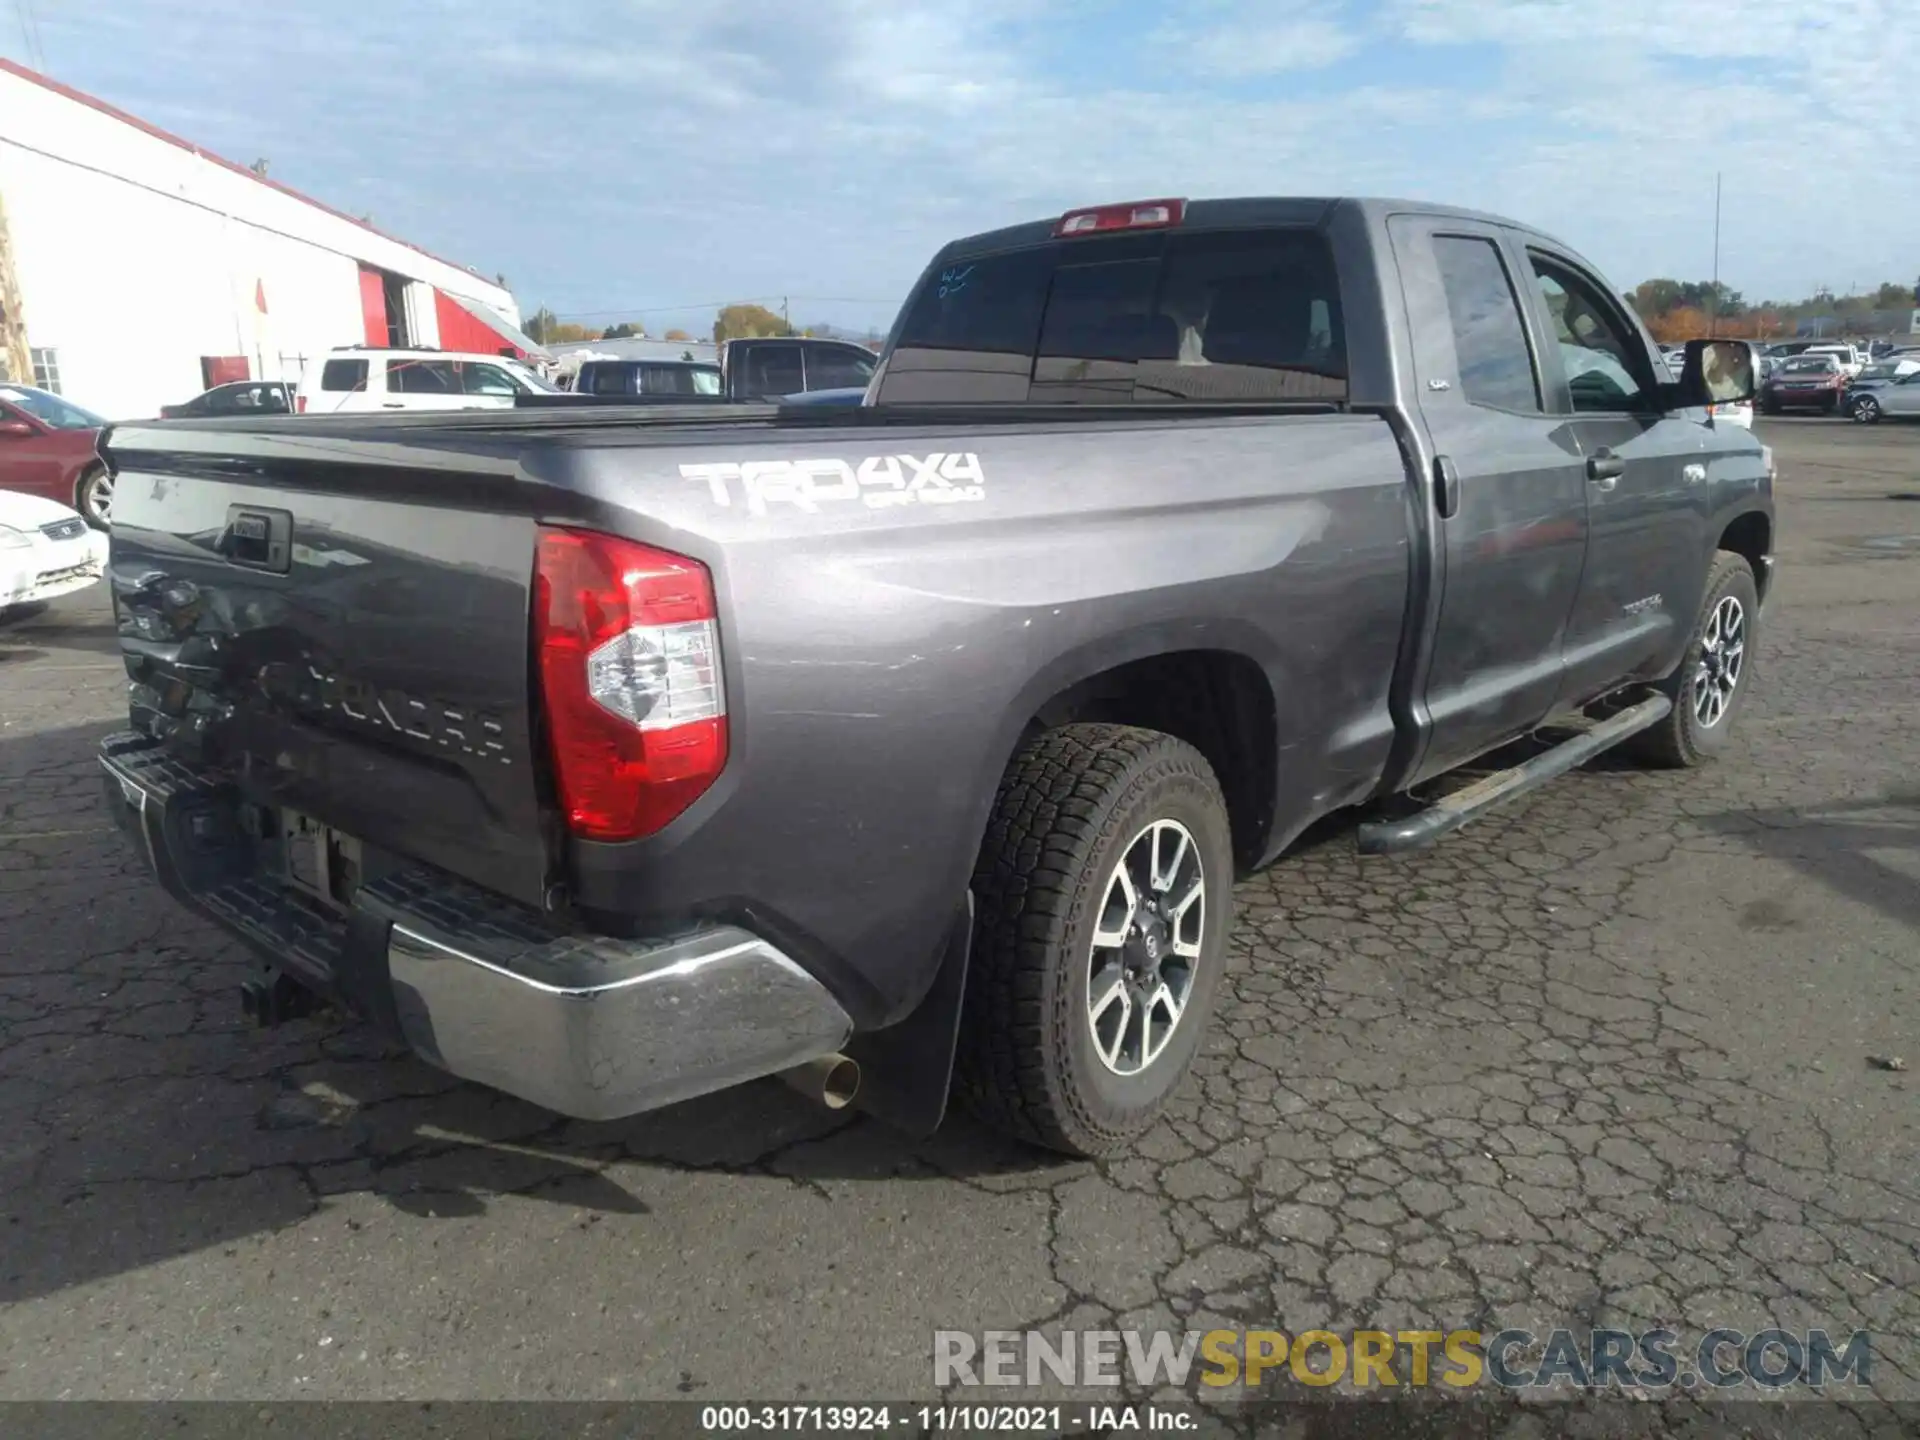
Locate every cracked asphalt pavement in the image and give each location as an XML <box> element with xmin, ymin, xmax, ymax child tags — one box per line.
<box><xmin>0</xmin><ymin>420</ymin><xmax>1914</xmax><ymax>1406</ymax></box>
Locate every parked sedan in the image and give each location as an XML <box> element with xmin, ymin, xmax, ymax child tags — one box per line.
<box><xmin>159</xmin><ymin>380</ymin><xmax>293</xmax><ymax>420</ymax></box>
<box><xmin>1759</xmin><ymin>354</ymin><xmax>1849</xmax><ymax>414</ymax></box>
<box><xmin>1846</xmin><ymin>364</ymin><xmax>1920</xmax><ymax>423</ymax></box>
<box><xmin>0</xmin><ymin>489</ymin><xmax>108</xmax><ymax>614</ymax></box>
<box><xmin>0</xmin><ymin>384</ymin><xmax>112</xmax><ymax>527</ymax></box>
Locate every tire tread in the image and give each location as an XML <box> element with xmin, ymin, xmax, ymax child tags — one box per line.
<box><xmin>956</xmin><ymin>723</ymin><xmax>1223</xmax><ymax>1155</ymax></box>
<box><xmin>1630</xmin><ymin>550</ymin><xmax>1758</xmax><ymax>768</ymax></box>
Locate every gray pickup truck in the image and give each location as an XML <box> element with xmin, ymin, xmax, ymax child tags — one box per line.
<box><xmin>97</xmin><ymin>197</ymin><xmax>1772</xmax><ymax>1158</ymax></box>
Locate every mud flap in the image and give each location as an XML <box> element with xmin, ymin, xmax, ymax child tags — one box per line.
<box><xmin>844</xmin><ymin>895</ymin><xmax>972</xmax><ymax>1138</ymax></box>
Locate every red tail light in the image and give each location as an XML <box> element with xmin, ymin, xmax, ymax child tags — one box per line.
<box><xmin>534</xmin><ymin>527</ymin><xmax>727</xmax><ymax>841</ymax></box>
<box><xmin>295</xmin><ymin>395</ymin><xmax>308</xmax><ymax>414</ymax></box>
<box><xmin>1053</xmin><ymin>198</ymin><xmax>1187</xmax><ymax>237</ymax></box>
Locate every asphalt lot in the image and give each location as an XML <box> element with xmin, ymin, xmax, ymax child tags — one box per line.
<box><xmin>0</xmin><ymin>418</ymin><xmax>1914</xmax><ymax>1408</ymax></box>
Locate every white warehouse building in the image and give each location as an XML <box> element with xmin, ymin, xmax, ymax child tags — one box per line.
<box><xmin>0</xmin><ymin>59</ymin><xmax>530</xmax><ymax>419</ymax></box>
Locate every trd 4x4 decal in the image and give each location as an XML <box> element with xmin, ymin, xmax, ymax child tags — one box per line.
<box><xmin>680</xmin><ymin>453</ymin><xmax>985</xmax><ymax>515</ymax></box>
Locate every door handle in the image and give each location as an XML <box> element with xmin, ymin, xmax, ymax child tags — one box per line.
<box><xmin>1433</xmin><ymin>455</ymin><xmax>1460</xmax><ymax>519</ymax></box>
<box><xmin>1586</xmin><ymin>449</ymin><xmax>1624</xmax><ymax>489</ymax></box>
<box><xmin>381</xmin><ymin>402</ymin><xmax>405</xmax><ymax>409</ymax></box>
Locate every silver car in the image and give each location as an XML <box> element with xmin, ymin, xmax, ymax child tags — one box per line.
<box><xmin>1846</xmin><ymin>359</ymin><xmax>1920</xmax><ymax>423</ymax></box>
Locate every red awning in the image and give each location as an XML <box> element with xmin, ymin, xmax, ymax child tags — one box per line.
<box><xmin>434</xmin><ymin>291</ymin><xmax>549</xmax><ymax>360</ymax></box>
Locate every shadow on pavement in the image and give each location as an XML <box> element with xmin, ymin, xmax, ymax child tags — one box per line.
<box><xmin>1703</xmin><ymin>792</ymin><xmax>1920</xmax><ymax>934</ymax></box>
<box><xmin>0</xmin><ymin>600</ymin><xmax>124</xmax><ymax>656</ymax></box>
<box><xmin>0</xmin><ymin>717</ymin><xmax>1060</xmax><ymax>1306</ymax></box>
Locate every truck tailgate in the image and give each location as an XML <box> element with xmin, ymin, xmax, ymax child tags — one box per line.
<box><xmin>103</xmin><ymin>428</ymin><xmax>553</xmax><ymax>908</ymax></box>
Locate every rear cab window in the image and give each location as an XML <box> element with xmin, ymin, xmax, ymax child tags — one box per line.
<box><xmin>877</xmin><ymin>226</ymin><xmax>1348</xmax><ymax>405</ymax></box>
<box><xmin>639</xmin><ymin>364</ymin><xmax>722</xmax><ymax>396</ymax></box>
<box><xmin>739</xmin><ymin>345</ymin><xmax>806</xmax><ymax>398</ymax></box>
<box><xmin>582</xmin><ymin>364</ymin><xmax>636</xmax><ymax>396</ymax></box>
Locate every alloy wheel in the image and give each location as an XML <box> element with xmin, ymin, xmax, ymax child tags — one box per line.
<box><xmin>1692</xmin><ymin>595</ymin><xmax>1746</xmax><ymax>729</ymax></box>
<box><xmin>80</xmin><ymin>469</ymin><xmax>114</xmax><ymax>526</ymax></box>
<box><xmin>1086</xmin><ymin>818</ymin><xmax>1205</xmax><ymax>1076</ymax></box>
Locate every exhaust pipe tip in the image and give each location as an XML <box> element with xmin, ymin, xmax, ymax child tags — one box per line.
<box><xmin>779</xmin><ymin>1052</ymin><xmax>861</xmax><ymax>1110</ymax></box>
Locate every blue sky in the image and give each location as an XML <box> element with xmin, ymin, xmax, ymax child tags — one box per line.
<box><xmin>12</xmin><ymin>0</ymin><xmax>1916</xmax><ymax>334</ymax></box>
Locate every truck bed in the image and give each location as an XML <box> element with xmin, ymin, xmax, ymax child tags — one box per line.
<box><xmin>102</xmin><ymin>402</ymin><xmax>1411</xmax><ymax>1024</ymax></box>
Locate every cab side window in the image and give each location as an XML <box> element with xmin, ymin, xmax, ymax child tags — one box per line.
<box><xmin>390</xmin><ymin>360</ymin><xmax>460</xmax><ymax>394</ymax></box>
<box><xmin>1430</xmin><ymin>235</ymin><xmax>1540</xmax><ymax>412</ymax></box>
<box><xmin>462</xmin><ymin>363</ymin><xmax>524</xmax><ymax>396</ymax></box>
<box><xmin>1527</xmin><ymin>256</ymin><xmax>1654</xmax><ymax>413</ymax></box>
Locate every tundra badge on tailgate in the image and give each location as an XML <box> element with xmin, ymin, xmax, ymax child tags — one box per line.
<box><xmin>680</xmin><ymin>453</ymin><xmax>985</xmax><ymax>516</ymax></box>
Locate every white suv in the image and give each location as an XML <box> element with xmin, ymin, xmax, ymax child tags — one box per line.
<box><xmin>1802</xmin><ymin>343</ymin><xmax>1865</xmax><ymax>377</ymax></box>
<box><xmin>295</xmin><ymin>348</ymin><xmax>557</xmax><ymax>415</ymax></box>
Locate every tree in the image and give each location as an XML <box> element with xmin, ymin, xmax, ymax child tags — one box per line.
<box><xmin>1630</xmin><ymin>279</ymin><xmax>1743</xmax><ymax>319</ymax></box>
<box><xmin>713</xmin><ymin>303</ymin><xmax>789</xmax><ymax>343</ymax></box>
<box><xmin>1644</xmin><ymin>306</ymin><xmax>1710</xmax><ymax>343</ymax></box>
<box><xmin>524</xmin><ymin>307</ymin><xmax>559</xmax><ymax>344</ymax></box>
<box><xmin>664</xmin><ymin>328</ymin><xmax>692</xmax><ymax>342</ymax></box>
<box><xmin>520</xmin><ymin>309</ymin><xmax>596</xmax><ymax>345</ymax></box>
<box><xmin>1632</xmin><ymin>279</ymin><xmax>1686</xmax><ymax>317</ymax></box>
<box><xmin>601</xmin><ymin>321</ymin><xmax>645</xmax><ymax>340</ymax></box>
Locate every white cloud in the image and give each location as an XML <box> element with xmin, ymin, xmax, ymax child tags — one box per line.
<box><xmin>1162</xmin><ymin>15</ymin><xmax>1360</xmax><ymax>78</ymax></box>
<box><xmin>20</xmin><ymin>0</ymin><xmax>1920</xmax><ymax>326</ymax></box>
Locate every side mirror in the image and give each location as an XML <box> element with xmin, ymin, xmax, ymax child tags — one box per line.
<box><xmin>1677</xmin><ymin>338</ymin><xmax>1757</xmax><ymax>406</ymax></box>
<box><xmin>0</xmin><ymin>419</ymin><xmax>35</xmax><ymax>437</ymax></box>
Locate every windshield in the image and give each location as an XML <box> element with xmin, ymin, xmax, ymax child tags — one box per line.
<box><xmin>0</xmin><ymin>385</ymin><xmax>105</xmax><ymax>429</ymax></box>
<box><xmin>1781</xmin><ymin>356</ymin><xmax>1839</xmax><ymax>373</ymax></box>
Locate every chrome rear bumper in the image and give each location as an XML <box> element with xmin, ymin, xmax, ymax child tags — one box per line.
<box><xmin>99</xmin><ymin>733</ymin><xmax>852</xmax><ymax>1121</ymax></box>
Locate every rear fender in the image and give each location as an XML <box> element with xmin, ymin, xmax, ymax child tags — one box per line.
<box><xmin>964</xmin><ymin>618</ymin><xmax>1294</xmax><ymax>878</ymax></box>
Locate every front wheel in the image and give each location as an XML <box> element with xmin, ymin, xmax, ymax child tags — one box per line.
<box><xmin>955</xmin><ymin>724</ymin><xmax>1233</xmax><ymax>1157</ymax></box>
<box><xmin>1852</xmin><ymin>395</ymin><xmax>1882</xmax><ymax>424</ymax></box>
<box><xmin>76</xmin><ymin>467</ymin><xmax>113</xmax><ymax>528</ymax></box>
<box><xmin>1628</xmin><ymin>552</ymin><xmax>1759</xmax><ymax>768</ymax></box>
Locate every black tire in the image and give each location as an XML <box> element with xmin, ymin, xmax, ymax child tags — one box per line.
<box><xmin>1628</xmin><ymin>551</ymin><xmax>1759</xmax><ymax>769</ymax></box>
<box><xmin>955</xmin><ymin>724</ymin><xmax>1233</xmax><ymax>1158</ymax></box>
<box><xmin>1852</xmin><ymin>395</ymin><xmax>1882</xmax><ymax>424</ymax></box>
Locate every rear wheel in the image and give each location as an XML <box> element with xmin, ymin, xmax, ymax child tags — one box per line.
<box><xmin>1852</xmin><ymin>395</ymin><xmax>1882</xmax><ymax>424</ymax></box>
<box><xmin>76</xmin><ymin>466</ymin><xmax>113</xmax><ymax>528</ymax></box>
<box><xmin>956</xmin><ymin>724</ymin><xmax>1232</xmax><ymax>1157</ymax></box>
<box><xmin>1628</xmin><ymin>551</ymin><xmax>1758</xmax><ymax>768</ymax></box>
